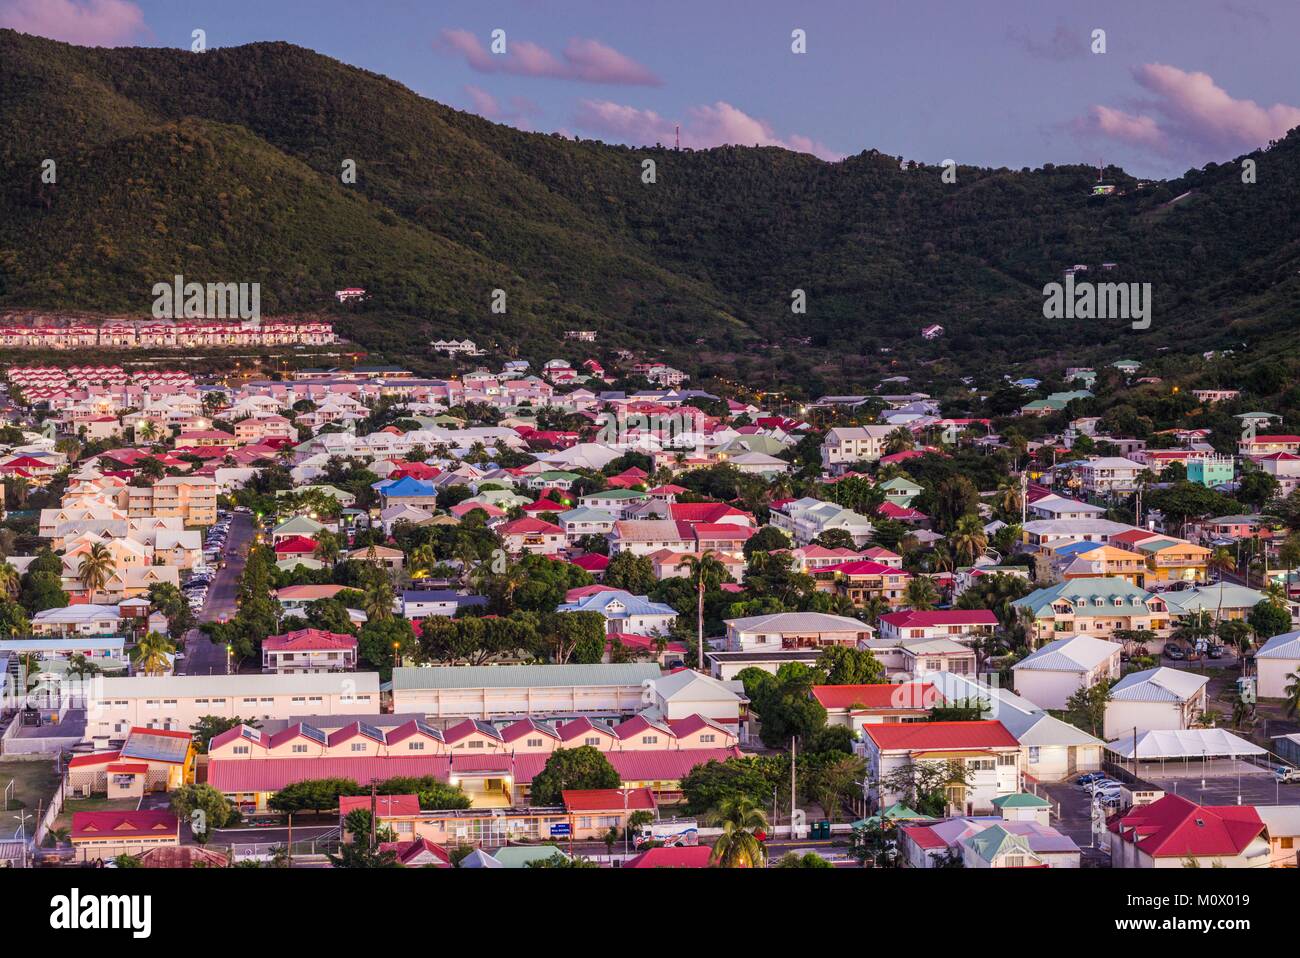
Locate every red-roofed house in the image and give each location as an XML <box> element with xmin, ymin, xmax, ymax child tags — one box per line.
<box><xmin>380</xmin><ymin>837</ymin><xmax>453</xmax><ymax>867</ymax></box>
<box><xmin>876</xmin><ymin>610</ymin><xmax>999</xmax><ymax>642</ymax></box>
<box><xmin>273</xmin><ymin>535</ymin><xmax>319</xmax><ymax>558</ymax></box>
<box><xmin>568</xmin><ymin>552</ymin><xmax>609</xmax><ymax>579</ymax></box>
<box><xmin>262</xmin><ymin>628</ymin><xmax>358</xmax><ymax>674</ymax></box>
<box><xmin>70</xmin><ymin>810</ymin><xmax>180</xmax><ymax>862</ymax></box>
<box><xmin>498</xmin><ymin>517</ymin><xmax>565</xmax><ymax>556</ymax></box>
<box><xmin>860</xmin><ymin>721</ymin><xmax>1021</xmax><ymax>815</ymax></box>
<box><xmin>811</xmin><ymin>682</ymin><xmax>941</xmax><ymax>732</ymax></box>
<box><xmin>1108</xmin><ymin>794</ymin><xmax>1270</xmax><ymax>868</ymax></box>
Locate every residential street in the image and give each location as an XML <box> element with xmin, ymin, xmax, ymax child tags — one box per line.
<box><xmin>182</xmin><ymin>511</ymin><xmax>255</xmax><ymax>676</ymax></box>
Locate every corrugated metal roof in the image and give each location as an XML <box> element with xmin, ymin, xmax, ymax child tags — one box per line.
<box><xmin>390</xmin><ymin>663</ymin><xmax>660</xmax><ymax>691</ymax></box>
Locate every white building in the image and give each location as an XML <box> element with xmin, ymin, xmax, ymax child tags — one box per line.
<box><xmin>820</xmin><ymin>425</ymin><xmax>895</xmax><ymax>473</ymax></box>
<box><xmin>1011</xmin><ymin>635</ymin><xmax>1123</xmax><ymax>710</ymax></box>
<box><xmin>1103</xmin><ymin>667</ymin><xmax>1210</xmax><ymax>740</ymax></box>
<box><xmin>87</xmin><ymin>672</ymin><xmax>382</xmax><ymax>742</ymax></box>
<box><xmin>1256</xmin><ymin>630</ymin><xmax>1300</xmax><ymax>700</ymax></box>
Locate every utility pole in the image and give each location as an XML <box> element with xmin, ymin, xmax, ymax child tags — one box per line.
<box><xmin>1019</xmin><ymin>472</ymin><xmax>1028</xmax><ymax>529</ymax></box>
<box><xmin>369</xmin><ymin>783</ymin><xmax>377</xmax><ymax>852</ymax></box>
<box><xmin>286</xmin><ymin>812</ymin><xmax>293</xmax><ymax>868</ymax></box>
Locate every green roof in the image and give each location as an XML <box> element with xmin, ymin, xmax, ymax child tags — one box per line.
<box><xmin>991</xmin><ymin>792</ymin><xmax>1051</xmax><ymax>809</ymax></box>
<box><xmin>391</xmin><ymin>663</ymin><xmax>661</xmax><ymax>691</ymax></box>
<box><xmin>584</xmin><ymin>489</ymin><xmax>648</xmax><ymax>501</ymax></box>
<box><xmin>488</xmin><ymin>845</ymin><xmax>571</xmax><ymax>868</ymax></box>
<box><xmin>965</xmin><ymin>824</ymin><xmax>1033</xmax><ymax>863</ymax></box>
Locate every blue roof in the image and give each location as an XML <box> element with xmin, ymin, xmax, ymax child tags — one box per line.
<box><xmin>1052</xmin><ymin>541</ymin><xmax>1105</xmax><ymax>557</ymax></box>
<box><xmin>382</xmin><ymin>476</ymin><xmax>438</xmax><ymax>498</ymax></box>
<box><xmin>556</xmin><ymin>590</ymin><xmax>678</xmax><ymax>617</ymax></box>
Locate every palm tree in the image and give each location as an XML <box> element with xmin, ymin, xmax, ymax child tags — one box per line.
<box><xmin>949</xmin><ymin>514</ymin><xmax>989</xmax><ymax>566</ymax></box>
<box><xmin>860</xmin><ymin>595</ymin><xmax>891</xmax><ymax>628</ymax></box>
<box><xmin>361</xmin><ymin>574</ymin><xmax>395</xmax><ymax>623</ymax></box>
<box><xmin>929</xmin><ymin>544</ymin><xmax>954</xmax><ymax>574</ymax></box>
<box><xmin>1207</xmin><ymin>547</ymin><xmax>1236</xmax><ymax>583</ymax></box>
<box><xmin>9</xmin><ymin>476</ymin><xmax>30</xmax><ymax>507</ymax></box>
<box><xmin>884</xmin><ymin>427</ymin><xmax>914</xmax><ymax>456</ymax></box>
<box><xmin>65</xmin><ymin>653</ymin><xmax>101</xmax><ymax>679</ymax></box>
<box><xmin>131</xmin><ymin>631</ymin><xmax>176</xmax><ymax>676</ymax></box>
<box><xmin>706</xmin><ymin>796</ymin><xmax>769</xmax><ymax>868</ymax></box>
<box><xmin>77</xmin><ymin>542</ymin><xmax>116</xmax><ymax>600</ymax></box>
<box><xmin>1284</xmin><ymin>670</ymin><xmax>1300</xmax><ymax>718</ymax></box>
<box><xmin>677</xmin><ymin>550</ymin><xmax>728</xmax><ymax>671</ymax></box>
<box><xmin>0</xmin><ymin>561</ymin><xmax>20</xmax><ymax>601</ymax></box>
<box><xmin>904</xmin><ymin>575</ymin><xmax>939</xmax><ymax>611</ymax></box>
<box><xmin>995</xmin><ymin>479</ymin><xmax>1022</xmax><ymax>518</ymax></box>
<box><xmin>409</xmin><ymin>544</ymin><xmax>438</xmax><ymax>578</ymax></box>
<box><xmin>137</xmin><ymin>420</ymin><xmax>160</xmax><ymax>444</ymax></box>
<box><xmin>313</xmin><ymin>530</ymin><xmax>340</xmax><ymax>566</ymax></box>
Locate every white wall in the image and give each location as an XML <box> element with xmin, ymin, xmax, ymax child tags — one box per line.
<box><xmin>1012</xmin><ymin>669</ymin><xmax>1086</xmax><ymax>711</ymax></box>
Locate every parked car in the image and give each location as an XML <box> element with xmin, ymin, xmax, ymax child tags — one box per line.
<box><xmin>1275</xmin><ymin>766</ymin><xmax>1300</xmax><ymax>784</ymax></box>
<box><xmin>1163</xmin><ymin>643</ymin><xmax>1187</xmax><ymax>660</ymax></box>
<box><xmin>1205</xmin><ymin>643</ymin><xmax>1224</xmax><ymax>658</ymax></box>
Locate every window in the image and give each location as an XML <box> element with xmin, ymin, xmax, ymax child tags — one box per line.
<box><xmin>233</xmin><ymin>745</ymin><xmax>249</xmax><ymax>755</ymax></box>
<box><xmin>997</xmin><ymin>753</ymin><xmax>1017</xmax><ymax>766</ymax></box>
<box><xmin>1027</xmin><ymin>747</ymin><xmax>1040</xmax><ymax>763</ymax></box>
<box><xmin>468</xmin><ymin>740</ymin><xmax>484</xmax><ymax>749</ymax></box>
<box><xmin>584</xmin><ymin>737</ymin><xmax>601</xmax><ymax>747</ymax></box>
<box><xmin>641</xmin><ymin>736</ymin><xmax>658</xmax><ymax>745</ymax></box>
<box><xmin>292</xmin><ymin>744</ymin><xmax>308</xmax><ymax>754</ymax></box>
<box><xmin>1004</xmin><ymin>855</ymin><xmax>1026</xmax><ymax>868</ymax></box>
<box><xmin>700</xmin><ymin>734</ymin><xmax>716</xmax><ymax>743</ymax></box>
<box><xmin>408</xmin><ymin>741</ymin><xmax>424</xmax><ymax>751</ymax></box>
<box><xmin>526</xmin><ymin>738</ymin><xmax>543</xmax><ymax>748</ymax></box>
<box><xmin>351</xmin><ymin>743</ymin><xmax>366</xmax><ymax>752</ymax></box>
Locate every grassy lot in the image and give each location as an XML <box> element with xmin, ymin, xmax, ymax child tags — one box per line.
<box><xmin>49</xmin><ymin>797</ymin><xmax>140</xmax><ymax>839</ymax></box>
<box><xmin>0</xmin><ymin>758</ymin><xmax>61</xmax><ymax>838</ymax></box>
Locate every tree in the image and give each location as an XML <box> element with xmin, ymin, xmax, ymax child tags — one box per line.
<box><xmin>313</xmin><ymin>529</ymin><xmax>341</xmax><ymax>566</ymax></box>
<box><xmin>743</xmin><ymin>525</ymin><xmax>791</xmax><ymax>558</ymax></box>
<box><xmin>1285</xmin><ymin>670</ymin><xmax>1300</xmax><ymax>719</ymax></box>
<box><xmin>0</xmin><ymin>599</ymin><xmax>31</xmax><ymax>638</ymax></box>
<box><xmin>948</xmin><ymin>514</ymin><xmax>989</xmax><ymax>565</ymax></box>
<box><xmin>529</xmin><ymin>746</ymin><xmax>620</xmax><ymax>806</ymax></box>
<box><xmin>677</xmin><ymin>550</ymin><xmax>728</xmax><ymax>670</ymax></box>
<box><xmin>1248</xmin><ymin>599</ymin><xmax>1291</xmax><ymax>642</ymax></box>
<box><xmin>813</xmin><ymin>528</ymin><xmax>857</xmax><ymax>551</ymax></box>
<box><xmin>706</xmin><ymin>796</ymin><xmax>768</xmax><ymax>868</ymax></box>
<box><xmin>360</xmin><ymin>570</ymin><xmax>395</xmax><ymax>622</ymax></box>
<box><xmin>130</xmin><ymin>631</ymin><xmax>176</xmax><ymax>676</ymax></box>
<box><xmin>932</xmin><ymin>476</ymin><xmax>979</xmax><ymax>533</ymax></box>
<box><xmin>0</xmin><ymin>561</ymin><xmax>19</xmax><ymax>601</ymax></box>
<box><xmin>190</xmin><ymin>715</ymin><xmax>259</xmax><ymax>754</ymax></box>
<box><xmin>1065</xmin><ymin>680</ymin><xmax>1114</xmax><ymax>737</ymax></box>
<box><xmin>170</xmin><ymin>784</ymin><xmax>236</xmax><ymax>844</ymax></box>
<box><xmin>807</xmin><ymin>752</ymin><xmax>867</xmax><ymax>822</ymax></box>
<box><xmin>904</xmin><ymin>575</ymin><xmax>939</xmax><ymax>611</ymax></box>
<box><xmin>775</xmin><ymin>850</ymin><xmax>833</xmax><ymax>867</ymax></box>
<box><xmin>525</xmin><ymin>850</ymin><xmax>600</xmax><ymax>868</ymax></box>
<box><xmin>270</xmin><ymin>778</ymin><xmax>364</xmax><ymax>814</ymax></box>
<box><xmin>874</xmin><ymin>760</ymin><xmax>973</xmax><ymax>818</ymax></box>
<box><xmin>884</xmin><ymin>427</ymin><xmax>914</xmax><ymax>455</ymax></box>
<box><xmin>815</xmin><ymin>646</ymin><xmax>884</xmax><ymax>685</ymax></box>
<box><xmin>328</xmin><ymin>843</ymin><xmax>400</xmax><ymax>868</ymax></box>
<box><xmin>76</xmin><ymin>542</ymin><xmax>116</xmax><ymax>599</ymax></box>
<box><xmin>603</xmin><ymin>551</ymin><xmax>656</xmax><ymax>595</ymax></box>
<box><xmin>148</xmin><ymin>582</ymin><xmax>195</xmax><ymax>639</ymax></box>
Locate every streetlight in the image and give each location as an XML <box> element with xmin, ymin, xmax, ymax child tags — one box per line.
<box><xmin>225</xmin><ymin>644</ymin><xmax>232</xmax><ymax>675</ymax></box>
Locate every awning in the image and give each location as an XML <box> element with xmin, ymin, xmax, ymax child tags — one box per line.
<box><xmin>1106</xmin><ymin>728</ymin><xmax>1266</xmax><ymax>760</ymax></box>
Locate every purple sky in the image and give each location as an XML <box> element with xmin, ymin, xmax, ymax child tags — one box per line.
<box><xmin>4</xmin><ymin>0</ymin><xmax>1299</xmax><ymax>177</ymax></box>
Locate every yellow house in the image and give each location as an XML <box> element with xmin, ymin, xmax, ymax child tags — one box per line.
<box><xmin>1061</xmin><ymin>545</ymin><xmax>1150</xmax><ymax>587</ymax></box>
<box><xmin>67</xmin><ymin>727</ymin><xmax>196</xmax><ymax>798</ymax></box>
<box><xmin>1139</xmin><ymin>539</ymin><xmax>1211</xmax><ymax>584</ymax></box>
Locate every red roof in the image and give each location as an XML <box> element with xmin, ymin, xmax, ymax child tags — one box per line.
<box><xmin>72</xmin><ymin>810</ymin><xmax>179</xmax><ymax>842</ymax></box>
<box><xmin>499</xmin><ymin>517</ymin><xmax>564</xmax><ymax>535</ymax></box>
<box><xmin>860</xmin><ymin>720</ymin><xmax>1019</xmax><ymax>751</ymax></box>
<box><xmin>263</xmin><ymin>628</ymin><xmax>357</xmax><ymax>652</ymax></box>
<box><xmin>561</xmin><ymin>787</ymin><xmax>656</xmax><ymax>813</ymax></box>
<box><xmin>900</xmin><ymin>824</ymin><xmax>948</xmax><ymax>850</ymax></box>
<box><xmin>379</xmin><ymin>837</ymin><xmax>451</xmax><ymax>867</ymax></box>
<box><xmin>273</xmin><ymin>535</ymin><xmax>319</xmax><ymax>554</ymax></box>
<box><xmin>669</xmin><ymin>502</ymin><xmax>751</xmax><ymax>524</ymax></box>
<box><xmin>820</xmin><ymin>560</ymin><xmax>907</xmax><ymax>577</ymax></box>
<box><xmin>338</xmin><ymin>794</ymin><xmax>421</xmax><ymax>818</ymax></box>
<box><xmin>1109</xmin><ymin>794</ymin><xmax>1264</xmax><ymax>858</ymax></box>
<box><xmin>624</xmin><ymin>845</ymin><xmax>712</xmax><ymax>868</ymax></box>
<box><xmin>207</xmin><ymin>748</ymin><xmax>741</xmax><ymax>793</ymax></box>
<box><xmin>876</xmin><ymin>502</ymin><xmax>928</xmax><ymax>520</ymax></box>
<box><xmin>106</xmin><ymin>762</ymin><xmax>149</xmax><ymax>774</ymax></box>
<box><xmin>569</xmin><ymin>553</ymin><xmax>609</xmax><ymax>571</ymax></box>
<box><xmin>69</xmin><ymin>750</ymin><xmax>122</xmax><ymax>768</ymax></box>
<box><xmin>878</xmin><ymin>610</ymin><xmax>999</xmax><ymax>629</ymax></box>
<box><xmin>1249</xmin><ymin>435</ymin><xmax>1300</xmax><ymax>443</ymax></box>
<box><xmin>811</xmin><ymin>682</ymin><xmax>940</xmax><ymax>711</ymax></box>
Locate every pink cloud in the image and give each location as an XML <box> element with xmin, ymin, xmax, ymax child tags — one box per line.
<box><xmin>437</xmin><ymin>29</ymin><xmax>660</xmax><ymax>86</ymax></box>
<box><xmin>1078</xmin><ymin>63</ymin><xmax>1300</xmax><ymax>158</ymax></box>
<box><xmin>0</xmin><ymin>0</ymin><xmax>146</xmax><ymax>47</ymax></box>
<box><xmin>574</xmin><ymin>98</ymin><xmax>842</xmax><ymax>161</ymax></box>
<box><xmin>463</xmin><ymin>84</ymin><xmax>540</xmax><ymax>131</ymax></box>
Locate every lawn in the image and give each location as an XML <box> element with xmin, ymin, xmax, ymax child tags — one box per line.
<box><xmin>47</xmin><ymin>796</ymin><xmax>142</xmax><ymax>841</ymax></box>
<box><xmin>0</xmin><ymin>758</ymin><xmax>61</xmax><ymax>838</ymax></box>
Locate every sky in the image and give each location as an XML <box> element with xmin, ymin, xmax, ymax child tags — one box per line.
<box><xmin>3</xmin><ymin>0</ymin><xmax>1299</xmax><ymax>178</ymax></box>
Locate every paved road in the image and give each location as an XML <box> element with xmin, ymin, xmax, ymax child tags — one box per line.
<box><xmin>182</xmin><ymin>512</ymin><xmax>255</xmax><ymax>676</ymax></box>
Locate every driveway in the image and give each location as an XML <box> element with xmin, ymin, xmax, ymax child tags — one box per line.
<box><xmin>183</xmin><ymin>512</ymin><xmax>254</xmax><ymax>676</ymax></box>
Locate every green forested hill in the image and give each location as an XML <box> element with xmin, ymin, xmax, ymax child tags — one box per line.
<box><xmin>2</xmin><ymin>29</ymin><xmax>1299</xmax><ymax>387</ymax></box>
